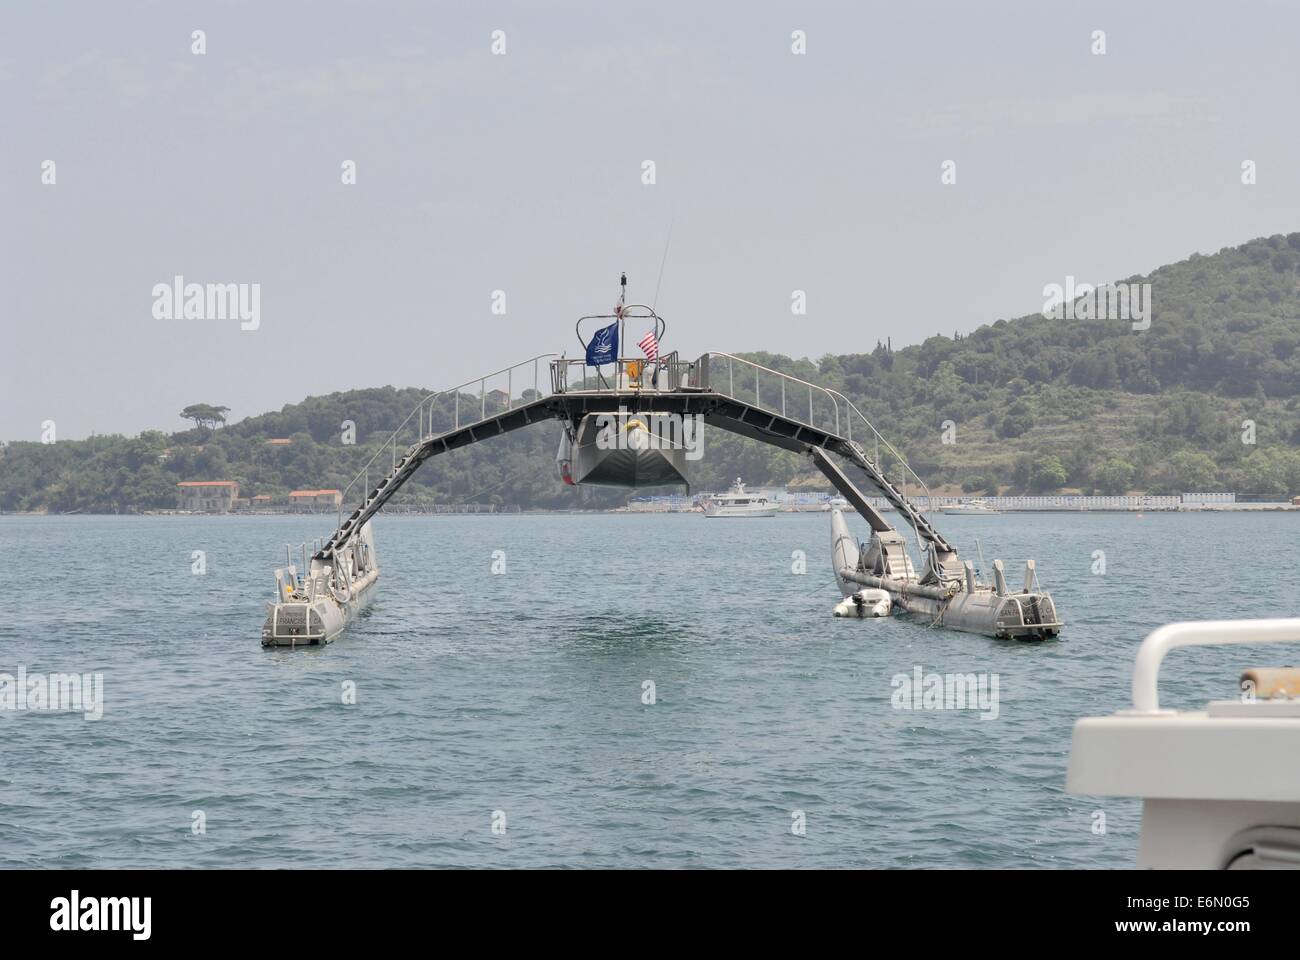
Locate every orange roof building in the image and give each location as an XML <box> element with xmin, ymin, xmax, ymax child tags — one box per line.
<box><xmin>288</xmin><ymin>489</ymin><xmax>343</xmax><ymax>511</ymax></box>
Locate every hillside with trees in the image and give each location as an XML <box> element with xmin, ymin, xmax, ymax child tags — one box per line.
<box><xmin>4</xmin><ymin>232</ymin><xmax>1300</xmax><ymax>513</ymax></box>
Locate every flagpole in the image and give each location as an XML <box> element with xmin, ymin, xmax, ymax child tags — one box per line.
<box><xmin>618</xmin><ymin>272</ymin><xmax>627</xmax><ymax>389</ymax></box>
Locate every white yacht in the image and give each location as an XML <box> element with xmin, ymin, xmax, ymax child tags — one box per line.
<box><xmin>940</xmin><ymin>498</ymin><xmax>1000</xmax><ymax>515</ymax></box>
<box><xmin>786</xmin><ymin>495</ymin><xmax>851</xmax><ymax>513</ymax></box>
<box><xmin>1068</xmin><ymin>618</ymin><xmax>1300</xmax><ymax>868</ymax></box>
<box><xmin>703</xmin><ymin>478</ymin><xmax>778</xmax><ymax>518</ymax></box>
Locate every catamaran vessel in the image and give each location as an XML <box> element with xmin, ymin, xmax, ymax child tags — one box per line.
<box><xmin>261</xmin><ymin>275</ymin><xmax>1062</xmax><ymax>646</ymax></box>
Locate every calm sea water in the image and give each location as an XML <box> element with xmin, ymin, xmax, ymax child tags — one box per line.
<box><xmin>2</xmin><ymin>511</ymin><xmax>1297</xmax><ymax>868</ymax></box>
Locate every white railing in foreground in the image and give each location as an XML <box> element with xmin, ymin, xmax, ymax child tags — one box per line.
<box><xmin>1128</xmin><ymin>619</ymin><xmax>1300</xmax><ymax>713</ymax></box>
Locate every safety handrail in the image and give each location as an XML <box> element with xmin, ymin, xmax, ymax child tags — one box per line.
<box><xmin>690</xmin><ymin>353</ymin><xmax>931</xmax><ymax>499</ymax></box>
<box><xmin>697</xmin><ymin>353</ymin><xmax>937</xmax><ymax>552</ymax></box>
<box><xmin>1128</xmin><ymin>619</ymin><xmax>1300</xmax><ymax>714</ymax></box>
<box><xmin>550</xmin><ymin>351</ymin><xmax>687</xmax><ymax>394</ymax></box>
<box><xmin>702</xmin><ymin>352</ymin><xmax>845</xmax><ymax>436</ymax></box>
<box><xmin>828</xmin><ymin>390</ymin><xmax>939</xmax><ymax>554</ymax></box>
<box><xmin>697</xmin><ymin>352</ymin><xmax>949</xmax><ymax>556</ymax></box>
<box><xmin>828</xmin><ymin>391</ymin><xmax>931</xmax><ymax>500</ymax></box>
<box><xmin>334</xmin><ymin>353</ymin><xmax>558</xmax><ymax>535</ymax></box>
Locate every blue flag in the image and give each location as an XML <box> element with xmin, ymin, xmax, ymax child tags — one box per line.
<box><xmin>586</xmin><ymin>321</ymin><xmax>619</xmax><ymax>366</ymax></box>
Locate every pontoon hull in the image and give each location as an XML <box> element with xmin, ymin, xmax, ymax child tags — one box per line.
<box><xmin>262</xmin><ymin>522</ymin><xmax>380</xmax><ymax>648</ymax></box>
<box><xmin>829</xmin><ymin>509</ymin><xmax>1061</xmax><ymax>640</ymax></box>
<box><xmin>261</xmin><ymin>571</ymin><xmax>378</xmax><ymax>647</ymax></box>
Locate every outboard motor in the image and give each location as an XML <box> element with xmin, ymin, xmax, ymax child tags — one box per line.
<box><xmin>556</xmin><ymin>428</ymin><xmax>576</xmax><ymax>485</ymax></box>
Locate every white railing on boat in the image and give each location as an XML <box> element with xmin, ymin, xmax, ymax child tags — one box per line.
<box><xmin>1128</xmin><ymin>618</ymin><xmax>1300</xmax><ymax>714</ymax></box>
<box><xmin>694</xmin><ymin>353</ymin><xmax>936</xmax><ymax>550</ymax></box>
<box><xmin>549</xmin><ymin>351</ymin><xmax>690</xmax><ymax>394</ymax></box>
<box><xmin>699</xmin><ymin>352</ymin><xmax>843</xmax><ymax>436</ymax></box>
<box><xmin>336</xmin><ymin>354</ymin><xmax>558</xmax><ymax>531</ymax></box>
<box><xmin>695</xmin><ymin>353</ymin><xmax>932</xmax><ymax>497</ymax></box>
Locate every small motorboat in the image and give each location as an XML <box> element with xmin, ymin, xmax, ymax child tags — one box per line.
<box><xmin>940</xmin><ymin>498</ymin><xmax>1000</xmax><ymax>515</ymax></box>
<box><xmin>833</xmin><ymin>588</ymin><xmax>892</xmax><ymax>618</ymax></box>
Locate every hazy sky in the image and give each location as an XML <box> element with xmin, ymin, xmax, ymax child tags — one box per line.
<box><xmin>3</xmin><ymin>0</ymin><xmax>1298</xmax><ymax>440</ymax></box>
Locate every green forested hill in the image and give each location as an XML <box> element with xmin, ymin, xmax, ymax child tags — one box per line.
<box><xmin>4</xmin><ymin>232</ymin><xmax>1300</xmax><ymax>513</ymax></box>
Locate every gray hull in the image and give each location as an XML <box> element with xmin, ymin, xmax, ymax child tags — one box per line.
<box><xmin>559</xmin><ymin>413</ymin><xmax>690</xmax><ymax>488</ymax></box>
<box><xmin>829</xmin><ymin>509</ymin><xmax>1061</xmax><ymax>640</ymax></box>
<box><xmin>262</xmin><ymin>522</ymin><xmax>380</xmax><ymax>647</ymax></box>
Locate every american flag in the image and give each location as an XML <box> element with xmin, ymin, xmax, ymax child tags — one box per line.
<box><xmin>637</xmin><ymin>328</ymin><xmax>659</xmax><ymax>361</ymax></box>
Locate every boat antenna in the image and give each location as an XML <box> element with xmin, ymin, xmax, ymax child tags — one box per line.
<box><xmin>652</xmin><ymin>216</ymin><xmax>674</xmax><ymax>311</ymax></box>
